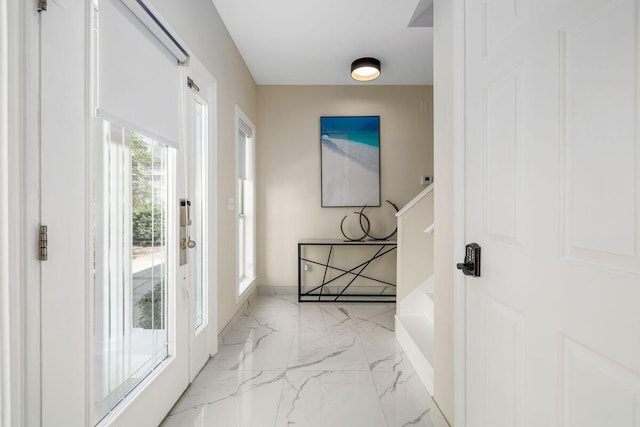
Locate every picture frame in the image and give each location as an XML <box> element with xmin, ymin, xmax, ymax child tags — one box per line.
<box><xmin>320</xmin><ymin>116</ymin><xmax>381</xmax><ymax>207</ymax></box>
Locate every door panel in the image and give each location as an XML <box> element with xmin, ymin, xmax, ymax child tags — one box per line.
<box><xmin>464</xmin><ymin>0</ymin><xmax>640</xmax><ymax>426</ymax></box>
<box><xmin>560</xmin><ymin>337</ymin><xmax>640</xmax><ymax>427</ymax></box>
<box><xmin>40</xmin><ymin>1</ymin><xmax>88</xmax><ymax>424</ymax></box>
<box><xmin>484</xmin><ymin>296</ymin><xmax>524</xmax><ymax>427</ymax></box>
<box><xmin>561</xmin><ymin>0</ymin><xmax>640</xmax><ymax>272</ymax></box>
<box><xmin>485</xmin><ymin>69</ymin><xmax>525</xmax><ymax>248</ymax></box>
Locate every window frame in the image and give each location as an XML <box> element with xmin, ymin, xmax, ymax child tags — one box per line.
<box><xmin>235</xmin><ymin>106</ymin><xmax>256</xmax><ymax>299</ymax></box>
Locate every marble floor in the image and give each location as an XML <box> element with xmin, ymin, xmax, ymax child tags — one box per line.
<box><xmin>161</xmin><ymin>295</ymin><xmax>449</xmax><ymax>427</ymax></box>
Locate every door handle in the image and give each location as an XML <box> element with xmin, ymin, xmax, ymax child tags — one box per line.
<box><xmin>179</xmin><ymin>199</ymin><xmax>196</xmax><ymax>265</ymax></box>
<box><xmin>181</xmin><ymin>238</ymin><xmax>196</xmax><ymax>249</ymax></box>
<box><xmin>457</xmin><ymin>243</ymin><xmax>481</xmax><ymax>277</ymax></box>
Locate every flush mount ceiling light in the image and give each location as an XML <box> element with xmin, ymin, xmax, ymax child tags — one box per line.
<box><xmin>351</xmin><ymin>57</ymin><xmax>381</xmax><ymax>82</ymax></box>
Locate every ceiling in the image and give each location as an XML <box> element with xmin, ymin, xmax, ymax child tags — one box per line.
<box><xmin>210</xmin><ymin>0</ymin><xmax>434</xmax><ymax>85</ymax></box>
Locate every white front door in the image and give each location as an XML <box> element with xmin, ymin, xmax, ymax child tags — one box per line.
<box><xmin>462</xmin><ymin>0</ymin><xmax>640</xmax><ymax>426</ymax></box>
<box><xmin>40</xmin><ymin>1</ymin><xmax>190</xmax><ymax>425</ymax></box>
<box><xmin>183</xmin><ymin>60</ymin><xmax>218</xmax><ymax>381</ymax></box>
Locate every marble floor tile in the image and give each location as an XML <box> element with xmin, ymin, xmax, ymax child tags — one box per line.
<box><xmin>288</xmin><ymin>329</ymin><xmax>370</xmax><ymax>371</ymax></box>
<box><xmin>161</xmin><ymin>296</ymin><xmax>449</xmax><ymax>427</ymax></box>
<box><xmin>294</xmin><ymin>304</ymin><xmax>357</xmax><ymax>333</ymax></box>
<box><xmin>162</xmin><ymin>369</ymin><xmax>285</xmax><ymax>427</ymax></box>
<box><xmin>276</xmin><ymin>370</ymin><xmax>387</xmax><ymax>427</ymax></box>
<box><xmin>372</xmin><ymin>370</ymin><xmax>449</xmax><ymax>427</ymax></box>
<box><xmin>357</xmin><ymin>320</ymin><xmax>411</xmax><ymax>372</ymax></box>
<box><xmin>244</xmin><ymin>296</ymin><xmax>300</xmax><ymax>331</ymax></box>
<box><xmin>209</xmin><ymin>327</ymin><xmax>294</xmax><ymax>371</ymax></box>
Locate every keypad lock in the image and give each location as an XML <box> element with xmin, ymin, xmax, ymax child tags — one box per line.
<box><xmin>456</xmin><ymin>243</ymin><xmax>481</xmax><ymax>277</ymax></box>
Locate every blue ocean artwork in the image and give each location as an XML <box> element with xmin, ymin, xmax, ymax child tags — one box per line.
<box><xmin>321</xmin><ymin>116</ymin><xmax>380</xmax><ymax>147</ymax></box>
<box><xmin>320</xmin><ymin>116</ymin><xmax>381</xmax><ymax>207</ymax></box>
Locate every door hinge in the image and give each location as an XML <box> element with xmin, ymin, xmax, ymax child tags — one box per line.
<box><xmin>37</xmin><ymin>0</ymin><xmax>47</xmax><ymax>13</ymax></box>
<box><xmin>187</xmin><ymin>77</ymin><xmax>200</xmax><ymax>92</ymax></box>
<box><xmin>39</xmin><ymin>225</ymin><xmax>48</xmax><ymax>261</ymax></box>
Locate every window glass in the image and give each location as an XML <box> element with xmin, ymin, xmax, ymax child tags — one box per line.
<box><xmin>193</xmin><ymin>98</ymin><xmax>206</xmax><ymax>330</ymax></box>
<box><xmin>93</xmin><ymin>121</ymin><xmax>170</xmax><ymax>424</ymax></box>
<box><xmin>238</xmin><ymin>123</ymin><xmax>254</xmax><ymax>295</ymax></box>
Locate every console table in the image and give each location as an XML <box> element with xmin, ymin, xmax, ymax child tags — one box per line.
<box><xmin>298</xmin><ymin>239</ymin><xmax>397</xmax><ymax>303</ymax></box>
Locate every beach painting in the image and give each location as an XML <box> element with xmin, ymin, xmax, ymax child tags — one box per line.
<box><xmin>321</xmin><ymin>116</ymin><xmax>380</xmax><ymax>207</ymax></box>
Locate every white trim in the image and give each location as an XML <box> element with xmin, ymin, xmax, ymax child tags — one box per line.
<box><xmin>22</xmin><ymin>1</ymin><xmax>41</xmax><ymax>424</ymax></box>
<box><xmin>219</xmin><ymin>285</ymin><xmax>257</xmax><ymax>334</ymax></box>
<box><xmin>452</xmin><ymin>0</ymin><xmax>467</xmax><ymax>424</ymax></box>
<box><xmin>396</xmin><ymin>183</ymin><xmax>435</xmax><ymax>217</ymax></box>
<box><xmin>207</xmin><ymin>74</ymin><xmax>219</xmax><ymax>349</ymax></box>
<box><xmin>183</xmin><ymin>55</ymin><xmax>219</xmax><ymax>365</ymax></box>
<box><xmin>424</xmin><ymin>223</ymin><xmax>435</xmax><ymax>234</ymax></box>
<box><xmin>0</xmin><ymin>1</ymin><xmax>11</xmax><ymax>425</ymax></box>
<box><xmin>256</xmin><ymin>285</ymin><xmax>298</xmax><ymax>296</ymax></box>
<box><xmin>96</xmin><ymin>108</ymin><xmax>180</xmax><ymax>149</ymax></box>
<box><xmin>95</xmin><ymin>353</ymin><xmax>177</xmax><ymax>427</ymax></box>
<box><xmin>2</xmin><ymin>1</ymin><xmax>35</xmax><ymax>425</ymax></box>
<box><xmin>86</xmin><ymin>2</ymin><xmax>99</xmax><ymax>424</ymax></box>
<box><xmin>196</xmin><ymin>58</ymin><xmax>219</xmax><ymax>356</ymax></box>
<box><xmin>235</xmin><ymin>105</ymin><xmax>256</xmax><ymax>300</ymax></box>
<box><xmin>238</xmin><ymin>119</ymin><xmax>252</xmax><ymax>138</ymax></box>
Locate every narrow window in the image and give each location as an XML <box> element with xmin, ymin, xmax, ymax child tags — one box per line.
<box><xmin>237</xmin><ymin>109</ymin><xmax>255</xmax><ymax>296</ymax></box>
<box><xmin>192</xmin><ymin>96</ymin><xmax>207</xmax><ymax>330</ymax></box>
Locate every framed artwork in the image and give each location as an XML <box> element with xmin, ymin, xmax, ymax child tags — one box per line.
<box><xmin>320</xmin><ymin>116</ymin><xmax>381</xmax><ymax>207</ymax></box>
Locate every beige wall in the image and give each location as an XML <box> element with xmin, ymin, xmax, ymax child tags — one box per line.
<box><xmin>433</xmin><ymin>0</ymin><xmax>456</xmax><ymax>423</ymax></box>
<box><xmin>152</xmin><ymin>0</ymin><xmax>258</xmax><ymax>330</ymax></box>
<box><xmin>256</xmin><ymin>85</ymin><xmax>433</xmax><ymax>289</ymax></box>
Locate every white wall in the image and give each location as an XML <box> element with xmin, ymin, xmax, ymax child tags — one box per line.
<box><xmin>396</xmin><ymin>190</ymin><xmax>434</xmax><ymax>303</ymax></box>
<box><xmin>151</xmin><ymin>0</ymin><xmax>258</xmax><ymax>330</ymax></box>
<box><xmin>433</xmin><ymin>0</ymin><xmax>455</xmax><ymax>422</ymax></box>
<box><xmin>256</xmin><ymin>85</ymin><xmax>433</xmax><ymax>289</ymax></box>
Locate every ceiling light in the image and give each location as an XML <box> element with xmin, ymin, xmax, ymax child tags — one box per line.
<box><xmin>351</xmin><ymin>57</ymin><xmax>381</xmax><ymax>82</ymax></box>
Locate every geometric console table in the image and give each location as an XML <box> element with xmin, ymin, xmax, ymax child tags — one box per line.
<box><xmin>298</xmin><ymin>239</ymin><xmax>397</xmax><ymax>303</ymax></box>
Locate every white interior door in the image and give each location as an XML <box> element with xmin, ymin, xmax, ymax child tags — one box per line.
<box><xmin>462</xmin><ymin>1</ymin><xmax>640</xmax><ymax>426</ymax></box>
<box><xmin>183</xmin><ymin>60</ymin><xmax>218</xmax><ymax>381</ymax></box>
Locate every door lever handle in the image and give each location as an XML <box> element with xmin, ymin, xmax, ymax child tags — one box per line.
<box><xmin>456</xmin><ymin>262</ymin><xmax>475</xmax><ymax>273</ymax></box>
<box><xmin>457</xmin><ymin>243</ymin><xmax>481</xmax><ymax>277</ymax></box>
<box><xmin>181</xmin><ymin>238</ymin><xmax>196</xmax><ymax>249</ymax></box>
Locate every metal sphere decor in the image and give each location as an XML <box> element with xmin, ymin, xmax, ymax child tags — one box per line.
<box><xmin>339</xmin><ymin>200</ymin><xmax>399</xmax><ymax>242</ymax></box>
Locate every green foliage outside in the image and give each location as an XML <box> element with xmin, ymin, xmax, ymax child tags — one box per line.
<box><xmin>131</xmin><ymin>134</ymin><xmax>154</xmax><ymax>207</ymax></box>
<box><xmin>136</xmin><ymin>280</ymin><xmax>165</xmax><ymax>330</ymax></box>
<box><xmin>131</xmin><ymin>133</ymin><xmax>165</xmax><ymax>246</ymax></box>
<box><xmin>132</xmin><ymin>205</ymin><xmax>165</xmax><ymax>246</ymax></box>
<box><xmin>130</xmin><ymin>134</ymin><xmax>167</xmax><ymax>330</ymax></box>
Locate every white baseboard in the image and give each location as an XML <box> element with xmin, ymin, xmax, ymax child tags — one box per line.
<box><xmin>218</xmin><ymin>286</ymin><xmax>258</xmax><ymax>338</ymax></box>
<box><xmin>257</xmin><ymin>285</ymin><xmax>297</xmax><ymax>296</ymax></box>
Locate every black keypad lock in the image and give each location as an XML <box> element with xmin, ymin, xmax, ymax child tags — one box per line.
<box><xmin>456</xmin><ymin>243</ymin><xmax>481</xmax><ymax>277</ymax></box>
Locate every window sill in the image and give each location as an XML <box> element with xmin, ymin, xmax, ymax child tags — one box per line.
<box><xmin>237</xmin><ymin>276</ymin><xmax>256</xmax><ymax>300</ymax></box>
